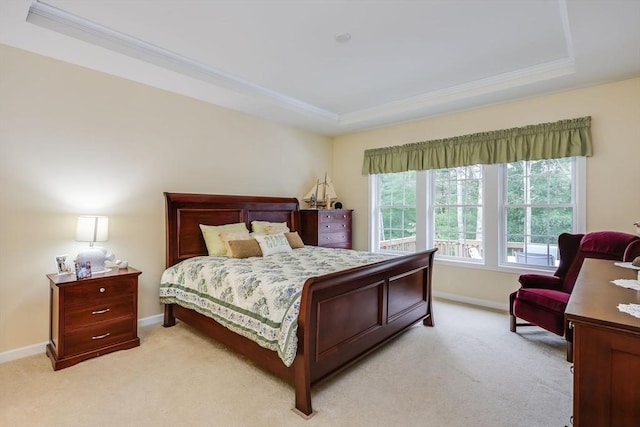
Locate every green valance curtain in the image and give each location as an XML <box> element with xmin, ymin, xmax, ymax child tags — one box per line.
<box><xmin>362</xmin><ymin>116</ymin><xmax>592</xmax><ymax>175</ymax></box>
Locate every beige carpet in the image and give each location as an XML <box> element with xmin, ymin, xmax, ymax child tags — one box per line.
<box><xmin>0</xmin><ymin>300</ymin><xmax>572</xmax><ymax>427</ymax></box>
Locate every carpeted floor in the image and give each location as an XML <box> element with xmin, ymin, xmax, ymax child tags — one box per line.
<box><xmin>0</xmin><ymin>299</ymin><xmax>572</xmax><ymax>426</ymax></box>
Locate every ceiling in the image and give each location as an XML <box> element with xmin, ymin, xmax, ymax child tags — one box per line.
<box><xmin>1</xmin><ymin>0</ymin><xmax>639</xmax><ymax>136</ymax></box>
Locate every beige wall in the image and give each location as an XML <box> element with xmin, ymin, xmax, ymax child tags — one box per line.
<box><xmin>333</xmin><ymin>77</ymin><xmax>640</xmax><ymax>308</ymax></box>
<box><xmin>0</xmin><ymin>45</ymin><xmax>332</xmax><ymax>353</ymax></box>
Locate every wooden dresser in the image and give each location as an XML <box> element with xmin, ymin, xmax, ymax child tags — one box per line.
<box><xmin>565</xmin><ymin>259</ymin><xmax>640</xmax><ymax>426</ymax></box>
<box><xmin>299</xmin><ymin>209</ymin><xmax>352</xmax><ymax>249</ymax></box>
<box><xmin>46</xmin><ymin>267</ymin><xmax>141</xmax><ymax>370</ymax></box>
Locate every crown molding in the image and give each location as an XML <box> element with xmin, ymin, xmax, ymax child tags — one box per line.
<box><xmin>26</xmin><ymin>1</ymin><xmax>339</xmax><ymax>122</ymax></box>
<box><xmin>339</xmin><ymin>57</ymin><xmax>576</xmax><ymax>125</ymax></box>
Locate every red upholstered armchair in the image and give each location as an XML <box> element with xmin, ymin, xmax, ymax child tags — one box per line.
<box><xmin>509</xmin><ymin>231</ymin><xmax>640</xmax><ymax>362</ymax></box>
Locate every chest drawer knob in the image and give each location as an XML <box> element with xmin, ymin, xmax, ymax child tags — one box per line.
<box><xmin>91</xmin><ymin>332</ymin><xmax>110</xmax><ymax>340</ymax></box>
<box><xmin>92</xmin><ymin>308</ymin><xmax>110</xmax><ymax>315</ymax></box>
<box><xmin>99</xmin><ymin>287</ymin><xmax>106</xmax><ymax>293</ymax></box>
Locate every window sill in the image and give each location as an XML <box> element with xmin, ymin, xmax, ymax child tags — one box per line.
<box><xmin>434</xmin><ymin>256</ymin><xmax>556</xmax><ymax>275</ymax></box>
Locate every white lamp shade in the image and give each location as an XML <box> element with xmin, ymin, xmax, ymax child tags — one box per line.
<box><xmin>76</xmin><ymin>216</ymin><xmax>109</xmax><ymax>243</ymax></box>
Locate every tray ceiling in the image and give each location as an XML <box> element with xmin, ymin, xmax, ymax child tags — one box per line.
<box><xmin>1</xmin><ymin>0</ymin><xmax>639</xmax><ymax>135</ymax></box>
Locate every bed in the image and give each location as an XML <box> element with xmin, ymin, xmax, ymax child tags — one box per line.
<box><xmin>161</xmin><ymin>192</ymin><xmax>437</xmax><ymax>416</ymax></box>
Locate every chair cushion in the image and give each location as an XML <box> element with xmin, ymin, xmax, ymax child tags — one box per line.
<box><xmin>516</xmin><ymin>288</ymin><xmax>570</xmax><ymax>313</ymax></box>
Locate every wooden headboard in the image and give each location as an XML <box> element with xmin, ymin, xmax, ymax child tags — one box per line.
<box><xmin>164</xmin><ymin>192</ymin><xmax>300</xmax><ymax>268</ymax></box>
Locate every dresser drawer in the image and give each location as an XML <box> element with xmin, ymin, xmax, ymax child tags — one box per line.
<box><xmin>64</xmin><ymin>276</ymin><xmax>136</xmax><ymax>305</ymax></box>
<box><xmin>318</xmin><ymin>231</ymin><xmax>351</xmax><ymax>246</ymax></box>
<box><xmin>318</xmin><ymin>211</ymin><xmax>351</xmax><ymax>224</ymax></box>
<box><xmin>318</xmin><ymin>221</ymin><xmax>349</xmax><ymax>233</ymax></box>
<box><xmin>63</xmin><ymin>318</ymin><xmax>136</xmax><ymax>355</ymax></box>
<box><xmin>64</xmin><ymin>297</ymin><xmax>135</xmax><ymax>330</ymax></box>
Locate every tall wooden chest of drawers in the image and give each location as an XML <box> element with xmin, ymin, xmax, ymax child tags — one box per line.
<box><xmin>299</xmin><ymin>209</ymin><xmax>352</xmax><ymax>249</ymax></box>
<box><xmin>46</xmin><ymin>267</ymin><xmax>141</xmax><ymax>370</ymax></box>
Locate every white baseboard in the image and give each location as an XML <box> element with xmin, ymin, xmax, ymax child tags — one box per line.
<box><xmin>433</xmin><ymin>291</ymin><xmax>508</xmax><ymax>312</ymax></box>
<box><xmin>0</xmin><ymin>341</ymin><xmax>47</xmax><ymax>365</ymax></box>
<box><xmin>139</xmin><ymin>313</ymin><xmax>164</xmax><ymax>327</ymax></box>
<box><xmin>1</xmin><ymin>299</ymin><xmax>503</xmax><ymax>364</ymax></box>
<box><xmin>0</xmin><ymin>314</ymin><xmax>165</xmax><ymax>365</ymax></box>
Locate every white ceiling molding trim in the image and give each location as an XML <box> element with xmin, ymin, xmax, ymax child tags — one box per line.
<box><xmin>340</xmin><ymin>57</ymin><xmax>576</xmax><ymax>125</ymax></box>
<box><xmin>25</xmin><ymin>0</ymin><xmax>339</xmax><ymax>122</ymax></box>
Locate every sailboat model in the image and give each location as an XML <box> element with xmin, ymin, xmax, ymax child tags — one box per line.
<box><xmin>303</xmin><ymin>174</ymin><xmax>337</xmax><ymax>209</ymax></box>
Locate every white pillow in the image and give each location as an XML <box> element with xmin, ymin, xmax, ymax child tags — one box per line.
<box><xmin>253</xmin><ymin>233</ymin><xmax>293</xmax><ymax>256</ymax></box>
<box><xmin>251</xmin><ymin>220</ymin><xmax>290</xmax><ymax>235</ymax></box>
<box><xmin>199</xmin><ymin>223</ymin><xmax>249</xmax><ymax>256</ymax></box>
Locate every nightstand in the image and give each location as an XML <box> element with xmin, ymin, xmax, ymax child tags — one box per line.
<box><xmin>46</xmin><ymin>267</ymin><xmax>141</xmax><ymax>370</ymax></box>
<box><xmin>299</xmin><ymin>209</ymin><xmax>353</xmax><ymax>249</ymax></box>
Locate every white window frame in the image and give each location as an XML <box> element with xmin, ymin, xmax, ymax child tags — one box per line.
<box><xmin>369</xmin><ymin>157</ymin><xmax>586</xmax><ymax>273</ymax></box>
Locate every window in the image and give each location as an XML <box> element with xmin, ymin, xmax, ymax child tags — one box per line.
<box><xmin>369</xmin><ymin>157</ymin><xmax>585</xmax><ymax>270</ymax></box>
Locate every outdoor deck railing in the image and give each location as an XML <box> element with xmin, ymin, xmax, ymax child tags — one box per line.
<box><xmin>379</xmin><ymin>237</ymin><xmax>557</xmax><ymax>264</ymax></box>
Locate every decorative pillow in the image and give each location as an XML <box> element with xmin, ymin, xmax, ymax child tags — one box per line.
<box><xmin>199</xmin><ymin>223</ymin><xmax>249</xmax><ymax>256</ymax></box>
<box><xmin>285</xmin><ymin>231</ymin><xmax>305</xmax><ymax>249</ymax></box>
<box><xmin>251</xmin><ymin>220</ymin><xmax>290</xmax><ymax>235</ymax></box>
<box><xmin>219</xmin><ymin>230</ymin><xmax>252</xmax><ymax>256</ymax></box>
<box><xmin>254</xmin><ymin>233</ymin><xmax>293</xmax><ymax>256</ymax></box>
<box><xmin>225</xmin><ymin>239</ymin><xmax>263</xmax><ymax>258</ymax></box>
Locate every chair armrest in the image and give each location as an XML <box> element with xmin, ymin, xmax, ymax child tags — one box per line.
<box><xmin>624</xmin><ymin>240</ymin><xmax>640</xmax><ymax>262</ymax></box>
<box><xmin>518</xmin><ymin>274</ymin><xmax>562</xmax><ymax>289</ymax></box>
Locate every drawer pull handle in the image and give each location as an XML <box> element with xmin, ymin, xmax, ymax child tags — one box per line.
<box><xmin>92</xmin><ymin>333</ymin><xmax>110</xmax><ymax>340</ymax></box>
<box><xmin>92</xmin><ymin>308</ymin><xmax>110</xmax><ymax>315</ymax></box>
<box><xmin>99</xmin><ymin>287</ymin><xmax>106</xmax><ymax>293</ymax></box>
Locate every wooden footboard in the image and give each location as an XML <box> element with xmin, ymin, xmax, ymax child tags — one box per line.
<box><xmin>294</xmin><ymin>248</ymin><xmax>436</xmax><ymax>415</ymax></box>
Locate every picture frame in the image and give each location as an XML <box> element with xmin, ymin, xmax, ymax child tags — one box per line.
<box><xmin>55</xmin><ymin>254</ymin><xmax>73</xmax><ymax>275</ymax></box>
<box><xmin>74</xmin><ymin>260</ymin><xmax>92</xmax><ymax>279</ymax></box>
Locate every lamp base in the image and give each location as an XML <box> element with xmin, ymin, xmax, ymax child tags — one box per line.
<box><xmin>75</xmin><ymin>247</ymin><xmax>114</xmax><ymax>274</ymax></box>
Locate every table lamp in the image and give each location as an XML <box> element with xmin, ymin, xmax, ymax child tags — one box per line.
<box><xmin>75</xmin><ymin>215</ymin><xmax>114</xmax><ymax>273</ymax></box>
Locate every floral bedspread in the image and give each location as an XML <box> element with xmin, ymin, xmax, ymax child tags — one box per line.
<box><xmin>159</xmin><ymin>246</ymin><xmax>393</xmax><ymax>366</ymax></box>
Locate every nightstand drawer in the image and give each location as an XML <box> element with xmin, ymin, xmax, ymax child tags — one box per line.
<box><xmin>64</xmin><ymin>276</ymin><xmax>136</xmax><ymax>305</ymax></box>
<box><xmin>64</xmin><ymin>318</ymin><xmax>136</xmax><ymax>355</ymax></box>
<box><xmin>65</xmin><ymin>297</ymin><xmax>135</xmax><ymax>330</ymax></box>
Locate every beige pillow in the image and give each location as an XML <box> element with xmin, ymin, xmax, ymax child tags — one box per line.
<box><xmin>199</xmin><ymin>223</ymin><xmax>249</xmax><ymax>256</ymax></box>
<box><xmin>225</xmin><ymin>239</ymin><xmax>263</xmax><ymax>258</ymax></box>
<box><xmin>254</xmin><ymin>233</ymin><xmax>293</xmax><ymax>256</ymax></box>
<box><xmin>219</xmin><ymin>230</ymin><xmax>252</xmax><ymax>256</ymax></box>
<box><xmin>285</xmin><ymin>231</ymin><xmax>305</xmax><ymax>249</ymax></box>
<box><xmin>251</xmin><ymin>220</ymin><xmax>290</xmax><ymax>235</ymax></box>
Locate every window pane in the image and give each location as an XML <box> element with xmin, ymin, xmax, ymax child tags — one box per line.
<box><xmin>434</xmin><ymin>166</ymin><xmax>483</xmax><ymax>260</ymax></box>
<box><xmin>378</xmin><ymin>171</ymin><xmax>416</xmax><ymax>253</ymax></box>
<box><xmin>504</xmin><ymin>158</ymin><xmax>575</xmax><ymax>267</ymax></box>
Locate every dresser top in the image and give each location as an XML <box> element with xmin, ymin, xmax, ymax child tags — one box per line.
<box><xmin>565</xmin><ymin>259</ymin><xmax>640</xmax><ymax>332</ymax></box>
